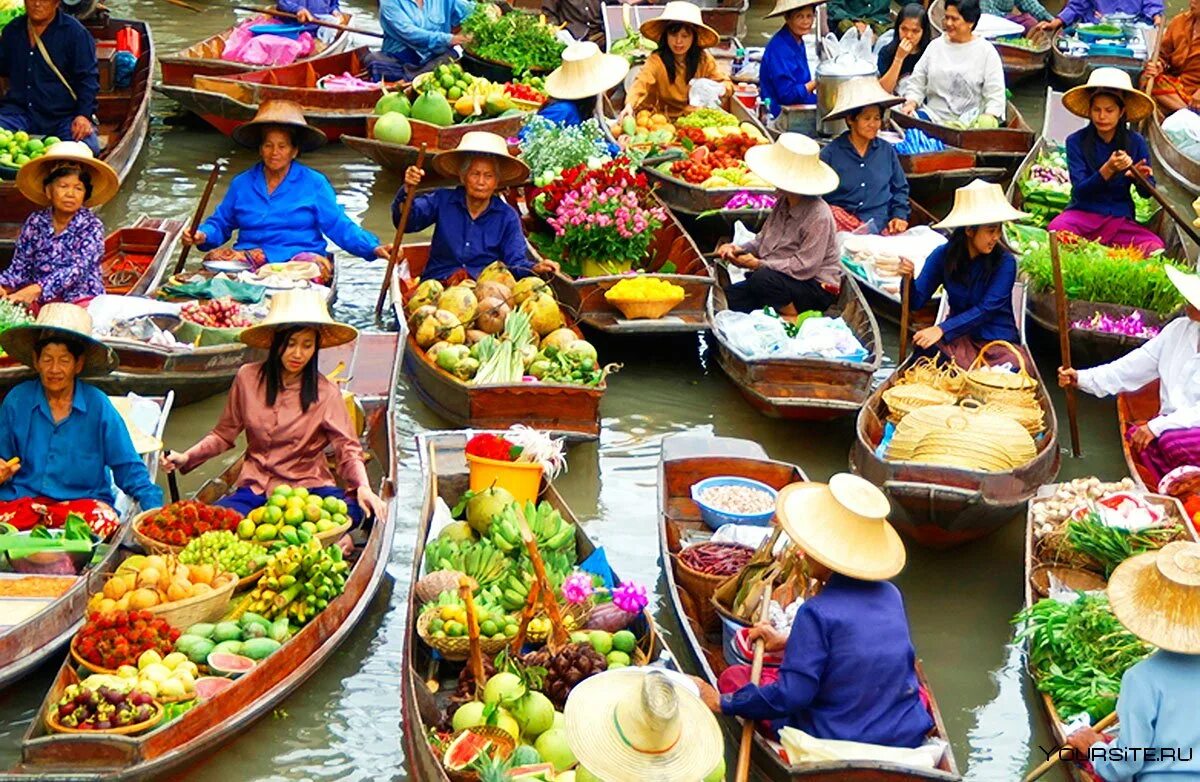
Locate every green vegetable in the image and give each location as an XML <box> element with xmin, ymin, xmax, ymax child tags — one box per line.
<box><xmin>519</xmin><ymin>115</ymin><xmax>610</xmax><ymax>186</ymax></box>
<box><xmin>1065</xmin><ymin>513</ymin><xmax>1184</xmax><ymax>575</ymax></box>
<box><xmin>461</xmin><ymin>4</ymin><xmax>565</xmax><ymax>77</ymax></box>
<box><xmin>676</xmin><ymin>108</ymin><xmax>738</xmax><ymax>129</ymax></box>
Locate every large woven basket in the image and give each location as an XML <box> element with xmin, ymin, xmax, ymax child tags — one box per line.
<box><xmin>145</xmin><ymin>572</ymin><xmax>238</xmax><ymax>629</ymax></box>
<box><xmin>887</xmin><ymin>402</ymin><xmax>1037</xmax><ymax>470</ymax></box>
<box><xmin>979</xmin><ymin>398</ymin><xmax>1045</xmax><ymax>436</ymax></box>
<box><xmin>670</xmin><ymin>551</ymin><xmax>731</xmax><ymax>631</ymax></box>
<box><xmin>130</xmin><ymin>510</ymin><xmax>186</xmax><ymax>555</ymax></box>
<box><xmin>882</xmin><ymin>384</ymin><xmax>957</xmax><ymax>424</ymax></box>
<box><xmin>416</xmin><ymin>608</ymin><xmax>508</xmax><ymax>661</ymax></box>
<box><xmin>965</xmin><ymin>340</ymin><xmax>1037</xmax><ymax>404</ymax></box>
<box><xmin>444</xmin><ymin>726</ymin><xmax>516</xmax><ymax>782</ymax></box>
<box><xmin>46</xmin><ymin>700</ymin><xmax>163</xmax><ymax>736</ymax></box>
<box><xmin>605</xmin><ymin>295</ymin><xmax>685</xmax><ymax>321</ymax></box>
<box><xmin>898</xmin><ymin>355</ymin><xmax>965</xmax><ymax>395</ymax></box>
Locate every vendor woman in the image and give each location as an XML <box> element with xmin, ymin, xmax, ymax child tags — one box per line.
<box><xmin>758</xmin><ymin>0</ymin><xmax>821</xmax><ymax>120</ymax></box>
<box><xmin>715</xmin><ymin>133</ymin><xmax>842</xmax><ymax>315</ymax></box>
<box><xmin>819</xmin><ymin>77</ymin><xmax>910</xmax><ymax>234</ymax></box>
<box><xmin>1059</xmin><ymin>265</ymin><xmax>1200</xmax><ymax>486</ymax></box>
<box><xmin>160</xmin><ymin>289</ymin><xmax>386</xmax><ymax>522</ymax></box>
<box><xmin>181</xmin><ymin>101</ymin><xmax>390</xmax><ymax>284</ymax></box>
<box><xmin>1</xmin><ymin>142</ymin><xmax>117</xmax><ymax>307</ymax></box>
<box><xmin>877</xmin><ymin>4</ymin><xmax>932</xmax><ymax>95</ymax></box>
<box><xmin>896</xmin><ymin>180</ymin><xmax>1027</xmax><ymax>368</ymax></box>
<box><xmin>540</xmin><ymin>41</ymin><xmax>629</xmax><ymax>128</ymax></box>
<box><xmin>692</xmin><ymin>475</ymin><xmax>935</xmax><ymax>749</ymax></box>
<box><xmin>1048</xmin><ymin>68</ymin><xmax>1163</xmax><ymax>254</ymax></box>
<box><xmin>621</xmin><ymin>1</ymin><xmax>732</xmax><ymax>120</ymax></box>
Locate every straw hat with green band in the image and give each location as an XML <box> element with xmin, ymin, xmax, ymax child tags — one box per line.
<box><xmin>1107</xmin><ymin>541</ymin><xmax>1200</xmax><ymax>654</ymax></box>
<box><xmin>640</xmin><ymin>1</ymin><xmax>720</xmax><ymax>49</ymax></box>
<box><xmin>239</xmin><ymin>289</ymin><xmax>357</xmax><ymax>349</ymax></box>
<box><xmin>0</xmin><ymin>303</ymin><xmax>116</xmax><ymax>377</ymax></box>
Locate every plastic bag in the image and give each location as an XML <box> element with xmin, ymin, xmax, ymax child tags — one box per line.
<box><xmin>222</xmin><ymin>23</ymin><xmax>315</xmax><ymax>66</ymax></box>
<box><xmin>1163</xmin><ymin>108</ymin><xmax>1200</xmax><ymax>163</ymax></box>
<box><xmin>713</xmin><ymin>310</ymin><xmax>792</xmax><ymax>360</ymax></box>
<box><xmin>820</xmin><ymin>26</ymin><xmax>876</xmax><ymax>72</ymax></box>
<box><xmin>688</xmin><ymin>77</ymin><xmax>726</xmax><ymax>108</ymax></box>
<box><xmin>793</xmin><ymin>317</ymin><xmax>868</xmax><ymax>361</ymax></box>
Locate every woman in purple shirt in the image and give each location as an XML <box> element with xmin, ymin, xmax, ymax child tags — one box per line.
<box><xmin>2</xmin><ymin>141</ymin><xmax>117</xmax><ymax>307</ymax></box>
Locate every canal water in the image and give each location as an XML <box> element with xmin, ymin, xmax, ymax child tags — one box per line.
<box><xmin>0</xmin><ymin>1</ymin><xmax>1181</xmax><ymax>779</ymax></box>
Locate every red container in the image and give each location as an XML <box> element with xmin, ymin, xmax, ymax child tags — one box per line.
<box><xmin>116</xmin><ymin>25</ymin><xmax>141</xmax><ymax>58</ymax></box>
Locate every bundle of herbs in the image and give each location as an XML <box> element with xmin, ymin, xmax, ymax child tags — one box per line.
<box><xmin>1066</xmin><ymin>512</ymin><xmax>1185</xmax><ymax>576</ymax></box>
<box><xmin>462</xmin><ymin>4</ymin><xmax>565</xmax><ymax>77</ymax></box>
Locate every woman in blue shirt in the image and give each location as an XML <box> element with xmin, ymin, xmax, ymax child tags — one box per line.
<box><xmin>278</xmin><ymin>0</ymin><xmax>341</xmax><ymax>43</ymax></box>
<box><xmin>897</xmin><ymin>179</ymin><xmax>1028</xmax><ymax>368</ymax></box>
<box><xmin>1047</xmin><ymin>68</ymin><xmax>1163</xmax><ymax>254</ymax></box>
<box><xmin>759</xmin><ymin>0</ymin><xmax>821</xmax><ymax>120</ymax></box>
<box><xmin>540</xmin><ymin>40</ymin><xmax>628</xmax><ymax>128</ymax></box>
<box><xmin>181</xmin><ymin>101</ymin><xmax>388</xmax><ymax>285</ymax></box>
<box><xmin>820</xmin><ymin>77</ymin><xmax>910</xmax><ymax>234</ymax></box>
<box><xmin>367</xmin><ymin>0</ymin><xmax>475</xmax><ymax>80</ymax></box>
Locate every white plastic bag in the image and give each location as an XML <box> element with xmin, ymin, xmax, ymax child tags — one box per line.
<box><xmin>713</xmin><ymin>310</ymin><xmax>791</xmax><ymax>360</ymax></box>
<box><xmin>688</xmin><ymin>77</ymin><xmax>725</xmax><ymax>108</ymax></box>
<box><xmin>820</xmin><ymin>26</ymin><xmax>876</xmax><ymax>71</ymax></box>
<box><xmin>1163</xmin><ymin>108</ymin><xmax>1200</xmax><ymax>163</ymax></box>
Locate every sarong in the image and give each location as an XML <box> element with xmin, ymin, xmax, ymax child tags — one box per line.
<box><xmin>1151</xmin><ymin>73</ymin><xmax>1191</xmax><ymax>104</ymax></box>
<box><xmin>1047</xmin><ymin>209</ymin><xmax>1164</xmax><ymax>255</ymax></box>
<box><xmin>1129</xmin><ymin>424</ymin><xmax>1200</xmax><ymax>487</ymax></box>
<box><xmin>829</xmin><ymin>205</ymin><xmax>900</xmax><ymax>235</ymax></box>
<box><xmin>0</xmin><ymin>497</ymin><xmax>120</xmax><ymax>538</ymax></box>
<box><xmin>202</xmin><ymin>248</ymin><xmax>333</xmax><ymax>284</ymax></box>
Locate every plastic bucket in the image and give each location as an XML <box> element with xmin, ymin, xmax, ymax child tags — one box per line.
<box><xmin>466</xmin><ymin>453</ymin><xmax>543</xmax><ymax>505</ymax></box>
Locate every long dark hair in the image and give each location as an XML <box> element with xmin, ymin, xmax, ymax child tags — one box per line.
<box><xmin>943</xmin><ymin>226</ymin><xmax>1005</xmax><ymax>284</ymax></box>
<box><xmin>886</xmin><ymin>4</ymin><xmax>931</xmax><ymax>65</ymax></box>
<box><xmin>657</xmin><ymin>23</ymin><xmax>703</xmax><ymax>84</ymax></box>
<box><xmin>259</xmin><ymin>325</ymin><xmax>321</xmax><ymax>412</ymax></box>
<box><xmin>1082</xmin><ymin>91</ymin><xmax>1132</xmax><ymax>170</ymax></box>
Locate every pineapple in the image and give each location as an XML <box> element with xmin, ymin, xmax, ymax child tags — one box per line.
<box><xmin>472</xmin><ymin>753</ymin><xmax>513</xmax><ymax>782</ymax></box>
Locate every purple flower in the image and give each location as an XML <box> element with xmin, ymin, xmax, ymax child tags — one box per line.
<box><xmin>562</xmin><ymin>572</ymin><xmax>595</xmax><ymax>604</ymax></box>
<box><xmin>612</xmin><ymin>582</ymin><xmax>648</xmax><ymax>613</ymax></box>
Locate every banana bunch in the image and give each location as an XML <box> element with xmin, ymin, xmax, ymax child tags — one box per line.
<box><xmin>499</xmin><ymin>564</ymin><xmax>568</xmax><ymax>611</ymax></box>
<box><xmin>424</xmin><ymin>537</ymin><xmax>509</xmax><ymax>587</ymax></box>
<box><xmin>236</xmin><ymin>539</ymin><xmax>349</xmax><ymax>627</ymax></box>
<box><xmin>489</xmin><ymin>501</ymin><xmax>577</xmax><ymax>559</ymax></box>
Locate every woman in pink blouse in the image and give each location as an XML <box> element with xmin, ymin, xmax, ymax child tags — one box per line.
<box><xmin>159</xmin><ymin>290</ymin><xmax>386</xmax><ymax>522</ymax></box>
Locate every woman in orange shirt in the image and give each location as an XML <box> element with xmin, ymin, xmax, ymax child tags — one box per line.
<box><xmin>1142</xmin><ymin>0</ymin><xmax>1200</xmax><ymax>114</ymax></box>
<box><xmin>621</xmin><ymin>1</ymin><xmax>732</xmax><ymax>119</ymax></box>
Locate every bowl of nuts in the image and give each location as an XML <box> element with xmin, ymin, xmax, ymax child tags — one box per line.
<box><xmin>690</xmin><ymin>476</ymin><xmax>779</xmax><ymax>530</ymax></box>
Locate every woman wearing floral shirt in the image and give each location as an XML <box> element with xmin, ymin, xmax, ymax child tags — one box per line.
<box><xmin>3</xmin><ymin>141</ymin><xmax>118</xmax><ymax>307</ymax></box>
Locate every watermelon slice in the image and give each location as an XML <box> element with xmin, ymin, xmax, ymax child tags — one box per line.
<box><xmin>510</xmin><ymin>763</ymin><xmax>556</xmax><ymax>781</ymax></box>
<box><xmin>443</xmin><ymin>731</ymin><xmax>492</xmax><ymax>771</ymax></box>
<box><xmin>207</xmin><ymin>652</ymin><xmax>256</xmax><ymax>678</ymax></box>
<box><xmin>194</xmin><ymin>676</ymin><xmax>235</xmax><ymax>699</ymax></box>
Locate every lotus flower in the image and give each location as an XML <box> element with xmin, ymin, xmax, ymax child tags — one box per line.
<box><xmin>612</xmin><ymin>581</ymin><xmax>648</xmax><ymax>614</ymax></box>
<box><xmin>561</xmin><ymin>572</ymin><xmax>594</xmax><ymax>604</ymax></box>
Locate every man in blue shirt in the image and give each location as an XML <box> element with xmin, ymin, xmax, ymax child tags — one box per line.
<box><xmin>364</xmin><ymin>0</ymin><xmax>475</xmax><ymax>81</ymax></box>
<box><xmin>393</xmin><ymin>131</ymin><xmax>558</xmax><ymax>281</ymax></box>
<box><xmin>0</xmin><ymin>304</ymin><xmax>162</xmax><ymax>532</ymax></box>
<box><xmin>0</xmin><ymin>0</ymin><xmax>100</xmax><ymax>153</ymax></box>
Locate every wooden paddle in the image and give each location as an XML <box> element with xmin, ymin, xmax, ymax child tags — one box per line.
<box><xmin>734</xmin><ymin>577</ymin><xmax>775</xmax><ymax>782</ymax></box>
<box><xmin>460</xmin><ymin>575</ymin><xmax>487</xmax><ymax>699</ymax></box>
<box><xmin>175</xmin><ymin>159</ymin><xmax>224</xmax><ymax>275</ymax></box>
<box><xmin>160</xmin><ymin>0</ymin><xmax>203</xmax><ymax>12</ymax></box>
<box><xmin>1128</xmin><ymin>166</ymin><xmax>1200</xmax><ymax>247</ymax></box>
<box><xmin>167</xmin><ymin>472</ymin><xmax>181</xmax><ymax>504</ymax></box>
<box><xmin>375</xmin><ymin>144</ymin><xmax>428</xmax><ymax>319</ymax></box>
<box><xmin>1022</xmin><ymin>710</ymin><xmax>1118</xmax><ymax>782</ymax></box>
<box><xmin>898</xmin><ymin>272</ymin><xmax>912</xmax><ymax>362</ymax></box>
<box><xmin>232</xmin><ymin>5</ymin><xmax>385</xmax><ymax>37</ymax></box>
<box><xmin>1049</xmin><ymin>231</ymin><xmax>1082</xmax><ymax>458</ymax></box>
<box><xmin>1145</xmin><ymin>20</ymin><xmax>1166</xmax><ymax>101</ymax></box>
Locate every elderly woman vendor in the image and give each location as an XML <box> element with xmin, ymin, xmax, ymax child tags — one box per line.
<box><xmin>397</xmin><ymin>132</ymin><xmax>558</xmax><ymax>281</ymax></box>
<box><xmin>1</xmin><ymin>142</ymin><xmax>118</xmax><ymax>307</ymax></box>
<box><xmin>692</xmin><ymin>475</ymin><xmax>935</xmax><ymax>750</ymax></box>
<box><xmin>181</xmin><ymin>101</ymin><xmax>390</xmax><ymax>284</ymax></box>
<box><xmin>0</xmin><ymin>304</ymin><xmax>162</xmax><ymax>533</ymax></box>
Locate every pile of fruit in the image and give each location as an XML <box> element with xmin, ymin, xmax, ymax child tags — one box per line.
<box><xmin>943</xmin><ymin>114</ymin><xmax>1001</xmax><ymax>130</ymax></box>
<box><xmin>74</xmin><ymin>610</ymin><xmax>180</xmax><ymax>671</ymax></box>
<box><xmin>137</xmin><ymin>500</ymin><xmax>243</xmax><ymax>548</ymax></box>
<box><xmin>504</xmin><ymin>81</ymin><xmax>546</xmax><ymax>105</ymax></box>
<box><xmin>662</xmin><ymin>128</ymin><xmax>771</xmax><ymax>188</ymax></box>
<box><xmin>611</xmin><ymin>107</ymin><xmax>769</xmax><ymax>161</ymax></box>
<box><xmin>0</xmin><ymin>298</ymin><xmax>31</xmax><ymax>359</ymax></box>
<box><xmin>179</xmin><ymin>531</ymin><xmax>270</xmax><ymax>579</ymax></box>
<box><xmin>604</xmin><ymin>275</ymin><xmax>684</xmax><ymax>302</ymax></box>
<box><xmin>0</xmin><ymin>130</ymin><xmax>58</xmax><ymax>170</ymax></box>
<box><xmin>81</xmin><ymin>649</ymin><xmax>200</xmax><ymax>701</ymax></box>
<box><xmin>237</xmin><ymin>484</ymin><xmax>352</xmax><ymax>545</ymax></box>
<box><xmin>615</xmin><ymin>110</ymin><xmax>677</xmax><ymax>148</ymax></box>
<box><xmin>416</xmin><ymin>61</ymin><xmax>479</xmax><ymax>103</ymax></box>
<box><xmin>180</xmin><ymin>297</ymin><xmax>255</xmax><ymax>329</ymax></box>
<box><xmin>373</xmin><ymin>63</ymin><xmax>537</xmax><ymax>142</ymax></box>
<box><xmin>50</xmin><ymin>683</ymin><xmax>158</xmax><ymax>732</ymax></box>
<box><xmin>237</xmin><ymin>538</ymin><xmax>349</xmax><ymax>627</ymax></box>
<box><xmin>423</xmin><ymin>589</ymin><xmax>525</xmax><ymax>641</ymax></box>
<box><xmin>996</xmin><ymin>35</ymin><xmax>1045</xmax><ymax>50</ymax></box>
<box><xmin>174</xmin><ymin>614</ymin><xmax>288</xmax><ymax>669</ymax></box>
<box><xmin>87</xmin><ymin>554</ymin><xmax>237</xmax><ymax>615</ymax></box>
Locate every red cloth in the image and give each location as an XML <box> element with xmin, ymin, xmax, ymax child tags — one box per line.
<box><xmin>0</xmin><ymin>497</ymin><xmax>119</xmax><ymax>538</ymax></box>
<box><xmin>830</xmin><ymin>204</ymin><xmax>901</xmax><ymax>235</ymax></box>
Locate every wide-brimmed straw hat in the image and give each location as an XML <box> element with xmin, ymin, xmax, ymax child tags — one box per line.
<box><xmin>432</xmin><ymin>131</ymin><xmax>530</xmax><ymax>187</ymax></box>
<box><xmin>932</xmin><ymin>179</ymin><xmax>1029</xmax><ymax>230</ymax></box>
<box><xmin>1062</xmin><ymin>67</ymin><xmax>1154</xmax><ymax>124</ymax></box>
<box><xmin>108</xmin><ymin>396</ymin><xmax>163</xmax><ymax>455</ymax></box>
<box><xmin>0</xmin><ymin>303</ymin><xmax>116</xmax><ymax>377</ymax></box>
<box><xmin>546</xmin><ymin>41</ymin><xmax>630</xmax><ymax>101</ymax></box>
<box><xmin>744</xmin><ymin>132</ymin><xmax>839</xmax><ymax>196</ymax></box>
<box><xmin>1164</xmin><ymin>264</ymin><xmax>1200</xmax><ymax>312</ymax></box>
<box><xmin>1107</xmin><ymin>541</ymin><xmax>1200</xmax><ymax>653</ymax></box>
<box><xmin>239</xmin><ymin>289</ymin><xmax>357</xmax><ymax>349</ymax></box>
<box><xmin>765</xmin><ymin>0</ymin><xmax>826</xmax><ymax>19</ymax></box>
<box><xmin>776</xmin><ymin>474</ymin><xmax>906</xmax><ymax>581</ymax></box>
<box><xmin>823</xmin><ymin>76</ymin><xmax>904</xmax><ymax>122</ymax></box>
<box><xmin>15</xmin><ymin>141</ymin><xmax>119</xmax><ymax>208</ymax></box>
<box><xmin>231</xmin><ymin>100</ymin><xmax>327</xmax><ymax>153</ymax></box>
<box><xmin>564</xmin><ymin>668</ymin><xmax>723</xmax><ymax>782</ymax></box>
<box><xmin>640</xmin><ymin>1</ymin><xmax>720</xmax><ymax>49</ymax></box>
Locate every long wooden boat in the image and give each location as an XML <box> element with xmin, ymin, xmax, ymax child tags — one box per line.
<box><xmin>0</xmin><ymin>331</ymin><xmax>399</xmax><ymax>781</ymax></box>
<box><xmin>658</xmin><ymin>434</ymin><xmax>962</xmax><ymax>781</ymax></box>
<box><xmin>927</xmin><ymin>0</ymin><xmax>1049</xmax><ymax>84</ymax></box>
<box><xmin>0</xmin><ymin>394</ymin><xmax>171</xmax><ymax>692</ymax></box>
<box><xmin>1145</xmin><ymin>108</ymin><xmax>1200</xmax><ymax>196</ymax></box>
<box><xmin>395</xmin><ymin>245</ymin><xmax>604</xmax><ymax>440</ymax></box>
<box><xmin>1050</xmin><ymin>28</ymin><xmax>1150</xmax><ymax>86</ymax></box>
<box><xmin>891</xmin><ymin>101</ymin><xmax>1034</xmax><ymax>180</ymax></box>
<box><xmin>403</xmin><ymin>430</ymin><xmax>679</xmax><ymax>781</ymax></box>
<box><xmin>1009</xmin><ymin>88</ymin><xmax>1194</xmax><ymax>367</ymax></box>
<box><xmin>0</xmin><ymin>16</ymin><xmax>153</xmax><ymax>253</ymax></box>
<box><xmin>159</xmin><ymin>12</ymin><xmax>354</xmax><ymax>88</ymax></box>
<box><xmin>850</xmin><ymin>283</ymin><xmax>1062</xmax><ymax>549</ymax></box>
<box><xmin>708</xmin><ymin>267</ymin><xmax>882</xmax><ymax>420</ymax></box>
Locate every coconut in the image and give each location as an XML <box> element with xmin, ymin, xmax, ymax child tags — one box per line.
<box><xmin>478</xmin><ymin>261</ymin><xmax>517</xmax><ymax>290</ymax></box>
<box><xmin>408</xmin><ymin>304</ymin><xmax>437</xmax><ymax>330</ymax></box>
<box><xmin>415</xmin><ymin>310</ymin><xmax>465</xmax><ymax>348</ymax></box>
<box><xmin>512</xmin><ymin>276</ymin><xmax>550</xmax><ymax>306</ymax></box>
<box><xmin>405</xmin><ymin>279</ymin><xmax>444</xmax><ymax>316</ymax></box>
<box><xmin>474</xmin><ymin>280</ymin><xmax>512</xmax><ymax>304</ymax></box>
<box><xmin>454</xmin><ymin>357</ymin><xmax>480</xmax><ymax>381</ymax></box>
<box><xmin>520</xmin><ymin>292</ymin><xmax>566</xmax><ymax>336</ymax></box>
<box><xmin>426</xmin><ymin>341</ymin><xmax>453</xmax><ymax>361</ymax></box>
<box><xmin>437</xmin><ymin>285</ymin><xmax>478</xmax><ymax>325</ymax></box>
<box><xmin>476</xmin><ymin>297</ymin><xmax>510</xmax><ymax>334</ymax></box>
<box><xmin>540</xmin><ymin>328</ymin><xmax>579</xmax><ymax>352</ymax></box>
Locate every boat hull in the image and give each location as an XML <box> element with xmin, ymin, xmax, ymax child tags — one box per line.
<box><xmin>891</xmin><ymin>101</ymin><xmax>1034</xmax><ymax>180</ymax></box>
<box><xmin>154</xmin><ymin>84</ymin><xmax>368</xmax><ymax>141</ymax></box>
<box><xmin>1050</xmin><ymin>31</ymin><xmax>1146</xmax><ymax>86</ymax></box>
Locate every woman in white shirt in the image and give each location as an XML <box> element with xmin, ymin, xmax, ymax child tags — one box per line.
<box><xmin>1059</xmin><ymin>264</ymin><xmax>1200</xmax><ymax>484</ymax></box>
<box><xmin>898</xmin><ymin>0</ymin><xmax>1006</xmax><ymax>127</ymax></box>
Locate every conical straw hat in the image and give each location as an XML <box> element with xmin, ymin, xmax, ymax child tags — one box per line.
<box><xmin>640</xmin><ymin>1</ymin><xmax>720</xmax><ymax>49</ymax></box>
<box><xmin>15</xmin><ymin>141</ymin><xmax>118</xmax><ymax>208</ymax></box>
<box><xmin>545</xmin><ymin>41</ymin><xmax>630</xmax><ymax>101</ymax></box>
<box><xmin>0</xmin><ymin>303</ymin><xmax>115</xmax><ymax>377</ymax></box>
<box><xmin>823</xmin><ymin>76</ymin><xmax>904</xmax><ymax>123</ymax></box>
<box><xmin>1062</xmin><ymin>67</ymin><xmax>1154</xmax><ymax>123</ymax></box>
<box><xmin>932</xmin><ymin>179</ymin><xmax>1029</xmax><ymax>230</ymax></box>
<box><xmin>231</xmin><ymin>100</ymin><xmax>327</xmax><ymax>152</ymax></box>
<box><xmin>743</xmin><ymin>132</ymin><xmax>839</xmax><ymax>196</ymax></box>
<box><xmin>431</xmin><ymin>131</ymin><xmax>530</xmax><ymax>188</ymax></box>
<box><xmin>776</xmin><ymin>474</ymin><xmax>906</xmax><ymax>581</ymax></box>
<box><xmin>239</xmin><ymin>289</ymin><xmax>357</xmax><ymax>349</ymax></box>
<box><xmin>1108</xmin><ymin>541</ymin><xmax>1200</xmax><ymax>653</ymax></box>
<box><xmin>765</xmin><ymin>0</ymin><xmax>826</xmax><ymax>18</ymax></box>
<box><xmin>1165</xmin><ymin>264</ymin><xmax>1200</xmax><ymax>312</ymax></box>
<box><xmin>108</xmin><ymin>396</ymin><xmax>163</xmax><ymax>455</ymax></box>
<box><xmin>564</xmin><ymin>668</ymin><xmax>723</xmax><ymax>782</ymax></box>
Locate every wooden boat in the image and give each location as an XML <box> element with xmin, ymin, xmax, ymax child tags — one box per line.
<box><xmin>1009</xmin><ymin>88</ymin><xmax>1194</xmax><ymax>367</ymax></box>
<box><xmin>156</xmin><ymin>48</ymin><xmax>392</xmax><ymax>142</ymax></box>
<box><xmin>927</xmin><ymin>0</ymin><xmax>1050</xmax><ymax>84</ymax></box>
<box><xmin>850</xmin><ymin>283</ymin><xmax>1063</xmax><ymax>549</ymax></box>
<box><xmin>0</xmin><ymin>394</ymin><xmax>171</xmax><ymax>692</ymax></box>
<box><xmin>891</xmin><ymin>101</ymin><xmax>1035</xmax><ymax>180</ymax></box>
<box><xmin>658</xmin><ymin>434</ymin><xmax>962</xmax><ymax>781</ymax></box>
<box><xmin>0</xmin><ymin>332</ymin><xmax>399</xmax><ymax>781</ymax></box>
<box><xmin>0</xmin><ymin>16</ymin><xmax>153</xmax><ymax>253</ymax></box>
<box><xmin>159</xmin><ymin>12</ymin><xmax>354</xmax><ymax>88</ymax></box>
<box><xmin>395</xmin><ymin>246</ymin><xmax>604</xmax><ymax>439</ymax></box>
<box><xmin>1145</xmin><ymin>108</ymin><xmax>1200</xmax><ymax>196</ymax></box>
<box><xmin>403</xmin><ymin>430</ymin><xmax>679</xmax><ymax>781</ymax></box>
<box><xmin>708</xmin><ymin>267</ymin><xmax>882</xmax><ymax>420</ymax></box>
<box><xmin>1049</xmin><ymin>28</ymin><xmax>1150</xmax><ymax>86</ymax></box>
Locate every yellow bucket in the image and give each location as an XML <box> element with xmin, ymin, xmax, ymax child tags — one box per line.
<box><xmin>466</xmin><ymin>453</ymin><xmax>543</xmax><ymax>505</ymax></box>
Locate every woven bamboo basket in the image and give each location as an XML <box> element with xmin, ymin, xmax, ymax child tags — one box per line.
<box><xmin>526</xmin><ymin>600</ymin><xmax>590</xmax><ymax>643</ymax></box>
<box><xmin>898</xmin><ymin>355</ymin><xmax>965</xmax><ymax>395</ymax></box>
<box><xmin>416</xmin><ymin>608</ymin><xmax>508</xmax><ymax>661</ymax></box>
<box><xmin>964</xmin><ymin>340</ymin><xmax>1037</xmax><ymax>403</ymax></box>
<box><xmin>130</xmin><ymin>511</ymin><xmax>185</xmax><ymax>555</ymax></box>
<box><xmin>670</xmin><ymin>551</ymin><xmax>731</xmax><ymax>631</ymax></box>
<box><xmin>145</xmin><ymin>573</ymin><xmax>238</xmax><ymax>629</ymax></box>
<box><xmin>70</xmin><ymin>635</ymin><xmax>125</xmax><ymax>675</ymax></box>
<box><xmin>444</xmin><ymin>726</ymin><xmax>516</xmax><ymax>782</ymax></box>
<box><xmin>46</xmin><ymin>700</ymin><xmax>163</xmax><ymax>736</ymax></box>
<box><xmin>882</xmin><ymin>384</ymin><xmax>957</xmax><ymax>424</ymax></box>
<box><xmin>886</xmin><ymin>404</ymin><xmax>973</xmax><ymax>462</ymax></box>
<box><xmin>605</xmin><ymin>295</ymin><xmax>685</xmax><ymax>320</ymax></box>
<box><xmin>909</xmin><ymin>431</ymin><xmax>1032</xmax><ymax>471</ymax></box>
<box><xmin>887</xmin><ymin>402</ymin><xmax>1037</xmax><ymax>468</ymax></box>
<box><xmin>979</xmin><ymin>398</ymin><xmax>1045</xmax><ymax>435</ymax></box>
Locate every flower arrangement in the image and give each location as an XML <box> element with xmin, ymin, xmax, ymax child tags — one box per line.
<box><xmin>561</xmin><ymin>572</ymin><xmax>649</xmax><ymax>614</ymax></box>
<box><xmin>464</xmin><ymin>426</ymin><xmax>566</xmax><ymax>478</ymax></box>
<box><xmin>1071</xmin><ymin>310</ymin><xmax>1161</xmax><ymax>339</ymax></box>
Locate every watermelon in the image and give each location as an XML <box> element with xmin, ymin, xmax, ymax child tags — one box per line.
<box><xmin>510</xmin><ymin>763</ymin><xmax>556</xmax><ymax>781</ymax></box>
<box><xmin>443</xmin><ymin>731</ymin><xmax>492</xmax><ymax>771</ymax></box>
<box><xmin>195</xmin><ymin>676</ymin><xmax>235</xmax><ymax>699</ymax></box>
<box><xmin>207</xmin><ymin>652</ymin><xmax>256</xmax><ymax>677</ymax></box>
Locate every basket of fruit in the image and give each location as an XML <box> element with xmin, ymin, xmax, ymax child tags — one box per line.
<box><xmin>238</xmin><ymin>485</ymin><xmax>355</xmax><ymax>548</ymax></box>
<box><xmin>175</xmin><ymin>297</ymin><xmax>257</xmax><ymax>346</ymax></box>
<box><xmin>133</xmin><ymin>501</ymin><xmax>245</xmax><ymax>554</ymax></box>
<box><xmin>442</xmin><ymin>726</ymin><xmax>517</xmax><ymax>782</ymax></box>
<box><xmin>603</xmin><ymin>276</ymin><xmax>687</xmax><ymax>320</ymax></box>
<box><xmin>71</xmin><ymin>610</ymin><xmax>181</xmax><ymax>675</ymax></box>
<box><xmin>45</xmin><ymin>683</ymin><xmax>162</xmax><ymax>735</ymax></box>
<box><xmin>417</xmin><ymin>605</ymin><xmax>510</xmax><ymax>661</ymax></box>
<box><xmin>178</xmin><ymin>531</ymin><xmax>272</xmax><ymax>590</ymax></box>
<box><xmin>88</xmin><ymin>555</ymin><xmax>239</xmax><ymax>630</ymax></box>
<box><xmin>0</xmin><ymin>132</ymin><xmax>57</xmax><ymax>180</ymax></box>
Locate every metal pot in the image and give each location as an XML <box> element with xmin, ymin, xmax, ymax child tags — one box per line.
<box><xmin>815</xmin><ymin>60</ymin><xmax>876</xmax><ymax>137</ymax></box>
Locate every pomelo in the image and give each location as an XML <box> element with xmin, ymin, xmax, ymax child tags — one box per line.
<box><xmin>374</xmin><ymin>112</ymin><xmax>412</xmax><ymax>145</ymax></box>
<box><xmin>534</xmin><ymin>728</ymin><xmax>577</xmax><ymax>772</ymax></box>
<box><xmin>465</xmin><ymin>487</ymin><xmax>514</xmax><ymax>535</ymax></box>
<box><xmin>451</xmin><ymin>700</ymin><xmax>486</xmax><ymax>732</ymax></box>
<box><xmin>374</xmin><ymin>90</ymin><xmax>411</xmax><ymax>116</ymax></box>
<box><xmin>483</xmin><ymin>671</ymin><xmax>526</xmax><ymax>706</ymax></box>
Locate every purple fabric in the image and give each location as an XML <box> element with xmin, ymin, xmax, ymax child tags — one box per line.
<box><xmin>1057</xmin><ymin>0</ymin><xmax>1160</xmax><ymax>27</ymax></box>
<box><xmin>1130</xmin><ymin>424</ymin><xmax>1200</xmax><ymax>486</ymax></box>
<box><xmin>1046</xmin><ymin>209</ymin><xmax>1166</xmax><ymax>254</ymax></box>
<box><xmin>1006</xmin><ymin>11</ymin><xmax>1040</xmax><ymax>30</ymax></box>
<box><xmin>0</xmin><ymin>208</ymin><xmax>105</xmax><ymax>303</ymax></box>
